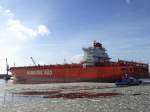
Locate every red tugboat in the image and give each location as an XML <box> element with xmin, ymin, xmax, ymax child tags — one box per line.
<box><xmin>9</xmin><ymin>41</ymin><xmax>149</xmax><ymax>83</ymax></box>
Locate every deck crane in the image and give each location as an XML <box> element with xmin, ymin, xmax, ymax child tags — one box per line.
<box><xmin>30</xmin><ymin>57</ymin><xmax>37</xmax><ymax>66</ymax></box>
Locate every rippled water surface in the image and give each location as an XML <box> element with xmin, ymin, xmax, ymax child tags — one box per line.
<box><xmin>0</xmin><ymin>79</ymin><xmax>150</xmax><ymax>112</ymax></box>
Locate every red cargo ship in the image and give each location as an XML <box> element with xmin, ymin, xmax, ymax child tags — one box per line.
<box><xmin>10</xmin><ymin>41</ymin><xmax>149</xmax><ymax>83</ymax></box>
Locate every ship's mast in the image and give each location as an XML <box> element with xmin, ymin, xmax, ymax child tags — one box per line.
<box><xmin>4</xmin><ymin>58</ymin><xmax>11</xmax><ymax>80</ymax></box>
<box><xmin>6</xmin><ymin>58</ymin><xmax>9</xmax><ymax>75</ymax></box>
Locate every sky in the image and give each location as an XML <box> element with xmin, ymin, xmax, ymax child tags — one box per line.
<box><xmin>0</xmin><ymin>0</ymin><xmax>150</xmax><ymax>73</ymax></box>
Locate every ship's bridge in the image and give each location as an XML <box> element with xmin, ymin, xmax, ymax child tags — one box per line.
<box><xmin>82</xmin><ymin>41</ymin><xmax>110</xmax><ymax>67</ymax></box>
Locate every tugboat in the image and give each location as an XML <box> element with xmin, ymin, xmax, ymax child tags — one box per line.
<box><xmin>9</xmin><ymin>41</ymin><xmax>149</xmax><ymax>83</ymax></box>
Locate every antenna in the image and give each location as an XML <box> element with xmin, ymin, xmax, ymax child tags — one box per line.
<box><xmin>30</xmin><ymin>57</ymin><xmax>37</xmax><ymax>66</ymax></box>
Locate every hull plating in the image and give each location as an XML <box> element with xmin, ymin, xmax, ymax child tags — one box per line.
<box><xmin>10</xmin><ymin>64</ymin><xmax>149</xmax><ymax>83</ymax></box>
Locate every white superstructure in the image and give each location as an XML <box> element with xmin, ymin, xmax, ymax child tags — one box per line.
<box><xmin>82</xmin><ymin>41</ymin><xmax>110</xmax><ymax>67</ymax></box>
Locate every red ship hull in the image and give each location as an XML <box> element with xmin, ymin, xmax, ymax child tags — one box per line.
<box><xmin>10</xmin><ymin>61</ymin><xmax>149</xmax><ymax>83</ymax></box>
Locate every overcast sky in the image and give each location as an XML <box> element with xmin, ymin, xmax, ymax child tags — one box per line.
<box><xmin>0</xmin><ymin>0</ymin><xmax>150</xmax><ymax>73</ymax></box>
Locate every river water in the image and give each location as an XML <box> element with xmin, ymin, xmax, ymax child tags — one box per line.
<box><xmin>0</xmin><ymin>79</ymin><xmax>150</xmax><ymax>112</ymax></box>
